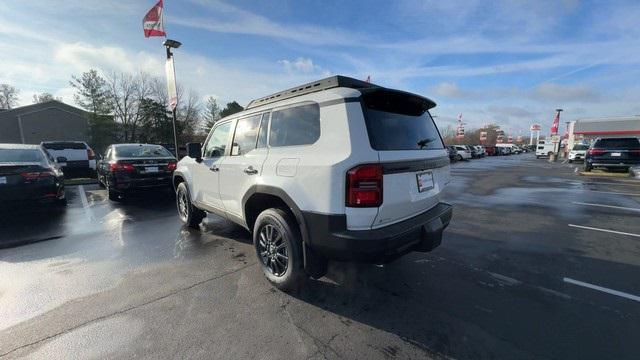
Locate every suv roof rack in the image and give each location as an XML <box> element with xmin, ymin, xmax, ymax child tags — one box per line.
<box><xmin>246</xmin><ymin>75</ymin><xmax>378</xmax><ymax>109</ymax></box>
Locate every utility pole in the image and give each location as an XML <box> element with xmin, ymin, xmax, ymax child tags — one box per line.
<box><xmin>163</xmin><ymin>39</ymin><xmax>181</xmax><ymax>158</ymax></box>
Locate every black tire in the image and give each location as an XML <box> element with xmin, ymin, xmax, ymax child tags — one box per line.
<box><xmin>253</xmin><ymin>208</ymin><xmax>306</xmax><ymax>292</ymax></box>
<box><xmin>98</xmin><ymin>174</ymin><xmax>106</xmax><ymax>188</ymax></box>
<box><xmin>55</xmin><ymin>198</ymin><xmax>67</xmax><ymax>207</ymax></box>
<box><xmin>584</xmin><ymin>162</ymin><xmax>592</xmax><ymax>172</ymax></box>
<box><xmin>457</xmin><ymin>154</ymin><xmax>463</xmax><ymax>161</ymax></box>
<box><xmin>176</xmin><ymin>182</ymin><xmax>205</xmax><ymax>228</ymax></box>
<box><xmin>536</xmin><ymin>155</ymin><xmax>540</xmax><ymax>159</ymax></box>
<box><xmin>568</xmin><ymin>159</ymin><xmax>573</xmax><ymax>163</ymax></box>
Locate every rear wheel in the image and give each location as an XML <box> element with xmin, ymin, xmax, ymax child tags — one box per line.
<box><xmin>457</xmin><ymin>154</ymin><xmax>463</xmax><ymax>161</ymax></box>
<box><xmin>254</xmin><ymin>208</ymin><xmax>306</xmax><ymax>292</ymax></box>
<box><xmin>584</xmin><ymin>162</ymin><xmax>592</xmax><ymax>172</ymax></box>
<box><xmin>176</xmin><ymin>182</ymin><xmax>205</xmax><ymax>228</ymax></box>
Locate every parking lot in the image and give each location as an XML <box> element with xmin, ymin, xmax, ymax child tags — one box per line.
<box><xmin>1</xmin><ymin>153</ymin><xmax>639</xmax><ymax>359</ymax></box>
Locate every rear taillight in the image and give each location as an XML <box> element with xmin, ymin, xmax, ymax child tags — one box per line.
<box><xmin>630</xmin><ymin>150</ymin><xmax>640</xmax><ymax>155</ymax></box>
<box><xmin>20</xmin><ymin>171</ymin><xmax>54</xmax><ymax>180</ymax></box>
<box><xmin>87</xmin><ymin>148</ymin><xmax>95</xmax><ymax>160</ymax></box>
<box><xmin>167</xmin><ymin>161</ymin><xmax>177</xmax><ymax>171</ymax></box>
<box><xmin>108</xmin><ymin>162</ymin><xmax>135</xmax><ymax>172</ymax></box>
<box><xmin>588</xmin><ymin>149</ymin><xmax>606</xmax><ymax>155</ymax></box>
<box><xmin>346</xmin><ymin>164</ymin><xmax>383</xmax><ymax>207</ymax></box>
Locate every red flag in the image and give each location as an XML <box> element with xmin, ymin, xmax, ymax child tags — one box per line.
<box><xmin>143</xmin><ymin>0</ymin><xmax>166</xmax><ymax>38</ymax></box>
<box><xmin>550</xmin><ymin>111</ymin><xmax>560</xmax><ymax>135</ymax></box>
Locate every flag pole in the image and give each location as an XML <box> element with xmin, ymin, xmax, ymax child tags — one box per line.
<box><xmin>164</xmin><ymin>39</ymin><xmax>181</xmax><ymax>158</ymax></box>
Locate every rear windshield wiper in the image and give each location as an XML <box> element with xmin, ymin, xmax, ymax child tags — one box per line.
<box><xmin>417</xmin><ymin>138</ymin><xmax>437</xmax><ymax>148</ymax></box>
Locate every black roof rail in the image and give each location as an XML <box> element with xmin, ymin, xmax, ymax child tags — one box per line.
<box><xmin>246</xmin><ymin>75</ymin><xmax>378</xmax><ymax>109</ymax></box>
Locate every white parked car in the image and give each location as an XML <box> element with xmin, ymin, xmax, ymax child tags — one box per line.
<box><xmin>41</xmin><ymin>141</ymin><xmax>97</xmax><ymax>177</ymax></box>
<box><xmin>453</xmin><ymin>145</ymin><xmax>473</xmax><ymax>160</ymax></box>
<box><xmin>173</xmin><ymin>76</ymin><xmax>453</xmax><ymax>291</ymax></box>
<box><xmin>568</xmin><ymin>144</ymin><xmax>589</xmax><ymax>162</ymax></box>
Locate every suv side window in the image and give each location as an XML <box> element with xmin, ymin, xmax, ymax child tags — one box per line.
<box><xmin>231</xmin><ymin>115</ymin><xmax>261</xmax><ymax>156</ymax></box>
<box><xmin>256</xmin><ymin>113</ymin><xmax>269</xmax><ymax>149</ymax></box>
<box><xmin>269</xmin><ymin>103</ymin><xmax>320</xmax><ymax>147</ymax></box>
<box><xmin>204</xmin><ymin>121</ymin><xmax>233</xmax><ymax>157</ymax></box>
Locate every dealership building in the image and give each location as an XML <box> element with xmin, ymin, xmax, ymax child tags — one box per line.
<box><xmin>567</xmin><ymin>115</ymin><xmax>640</xmax><ymax>149</ymax></box>
<box><xmin>0</xmin><ymin>100</ymin><xmax>89</xmax><ymax>145</ymax></box>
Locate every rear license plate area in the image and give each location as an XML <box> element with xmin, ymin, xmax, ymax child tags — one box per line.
<box><xmin>416</xmin><ymin>171</ymin><xmax>434</xmax><ymax>192</ymax></box>
<box><xmin>144</xmin><ymin>166</ymin><xmax>159</xmax><ymax>173</ymax></box>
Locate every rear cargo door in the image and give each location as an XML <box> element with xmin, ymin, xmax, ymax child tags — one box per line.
<box><xmin>42</xmin><ymin>142</ymin><xmax>87</xmax><ymax>162</ymax></box>
<box><xmin>360</xmin><ymin>89</ymin><xmax>450</xmax><ymax>229</ymax></box>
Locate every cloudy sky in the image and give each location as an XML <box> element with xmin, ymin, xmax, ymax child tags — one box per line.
<box><xmin>1</xmin><ymin>0</ymin><xmax>639</xmax><ymax>135</ymax></box>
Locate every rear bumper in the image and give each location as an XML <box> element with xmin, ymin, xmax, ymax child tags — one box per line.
<box><xmin>587</xmin><ymin>158</ymin><xmax>640</xmax><ymax>167</ymax></box>
<box><xmin>303</xmin><ymin>202</ymin><xmax>453</xmax><ymax>263</ymax></box>
<box><xmin>0</xmin><ymin>181</ymin><xmax>64</xmax><ymax>204</ymax></box>
<box><xmin>109</xmin><ymin>175</ymin><xmax>173</xmax><ymax>192</ymax></box>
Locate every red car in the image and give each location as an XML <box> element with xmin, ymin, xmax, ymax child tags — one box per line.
<box><xmin>484</xmin><ymin>146</ymin><xmax>496</xmax><ymax>156</ymax></box>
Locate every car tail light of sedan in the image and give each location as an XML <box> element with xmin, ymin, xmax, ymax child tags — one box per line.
<box><xmin>588</xmin><ymin>149</ymin><xmax>606</xmax><ymax>155</ymax></box>
<box><xmin>630</xmin><ymin>150</ymin><xmax>640</xmax><ymax>155</ymax></box>
<box><xmin>20</xmin><ymin>171</ymin><xmax>55</xmax><ymax>180</ymax></box>
<box><xmin>167</xmin><ymin>161</ymin><xmax>177</xmax><ymax>171</ymax></box>
<box><xmin>108</xmin><ymin>162</ymin><xmax>135</xmax><ymax>172</ymax></box>
<box><xmin>346</xmin><ymin>164</ymin><xmax>383</xmax><ymax>207</ymax></box>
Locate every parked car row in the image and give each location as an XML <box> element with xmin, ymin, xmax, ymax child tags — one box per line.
<box><xmin>447</xmin><ymin>144</ymin><xmax>529</xmax><ymax>162</ymax></box>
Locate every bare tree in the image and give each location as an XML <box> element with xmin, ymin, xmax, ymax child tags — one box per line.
<box><xmin>177</xmin><ymin>89</ymin><xmax>202</xmax><ymax>142</ymax></box>
<box><xmin>0</xmin><ymin>84</ymin><xmax>20</xmax><ymax>109</ymax></box>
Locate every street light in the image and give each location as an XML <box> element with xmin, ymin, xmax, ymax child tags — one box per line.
<box><xmin>163</xmin><ymin>39</ymin><xmax>181</xmax><ymax>158</ymax></box>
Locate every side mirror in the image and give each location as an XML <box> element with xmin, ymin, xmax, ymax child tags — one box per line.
<box><xmin>186</xmin><ymin>142</ymin><xmax>202</xmax><ymax>162</ymax></box>
<box><xmin>56</xmin><ymin>156</ymin><xmax>67</xmax><ymax>163</ymax></box>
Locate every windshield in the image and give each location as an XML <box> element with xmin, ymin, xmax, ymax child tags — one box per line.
<box><xmin>573</xmin><ymin>144</ymin><xmax>589</xmax><ymax>150</ymax></box>
<box><xmin>594</xmin><ymin>138</ymin><xmax>640</xmax><ymax>149</ymax></box>
<box><xmin>0</xmin><ymin>149</ymin><xmax>44</xmax><ymax>163</ymax></box>
<box><xmin>361</xmin><ymin>90</ymin><xmax>443</xmax><ymax>151</ymax></box>
<box><xmin>115</xmin><ymin>145</ymin><xmax>174</xmax><ymax>158</ymax></box>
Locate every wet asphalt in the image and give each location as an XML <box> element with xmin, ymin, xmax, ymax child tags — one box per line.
<box><xmin>0</xmin><ymin>154</ymin><xmax>639</xmax><ymax>359</ymax></box>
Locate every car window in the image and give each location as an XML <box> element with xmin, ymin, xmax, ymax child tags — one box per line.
<box><xmin>115</xmin><ymin>145</ymin><xmax>174</xmax><ymax>158</ymax></box>
<box><xmin>42</xmin><ymin>142</ymin><xmax>87</xmax><ymax>150</ymax></box>
<box><xmin>573</xmin><ymin>144</ymin><xmax>589</xmax><ymax>150</ymax></box>
<box><xmin>256</xmin><ymin>113</ymin><xmax>269</xmax><ymax>149</ymax></box>
<box><xmin>204</xmin><ymin>121</ymin><xmax>233</xmax><ymax>157</ymax></box>
<box><xmin>594</xmin><ymin>138</ymin><xmax>640</xmax><ymax>149</ymax></box>
<box><xmin>361</xmin><ymin>90</ymin><xmax>443</xmax><ymax>151</ymax></box>
<box><xmin>231</xmin><ymin>115</ymin><xmax>261</xmax><ymax>156</ymax></box>
<box><xmin>269</xmin><ymin>104</ymin><xmax>320</xmax><ymax>147</ymax></box>
<box><xmin>0</xmin><ymin>149</ymin><xmax>44</xmax><ymax>163</ymax></box>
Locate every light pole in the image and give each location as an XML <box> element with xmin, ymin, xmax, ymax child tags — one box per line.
<box><xmin>163</xmin><ymin>39</ymin><xmax>181</xmax><ymax>158</ymax></box>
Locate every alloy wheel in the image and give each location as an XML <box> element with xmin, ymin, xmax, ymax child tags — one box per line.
<box><xmin>257</xmin><ymin>224</ymin><xmax>288</xmax><ymax>277</ymax></box>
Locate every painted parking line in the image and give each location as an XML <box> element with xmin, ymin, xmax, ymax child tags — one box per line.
<box><xmin>572</xmin><ymin>202</ymin><xmax>640</xmax><ymax>213</ymax></box>
<box><xmin>78</xmin><ymin>185</ymin><xmax>95</xmax><ymax>221</ymax></box>
<box><xmin>563</xmin><ymin>277</ymin><xmax>640</xmax><ymax>303</ymax></box>
<box><xmin>583</xmin><ymin>190</ymin><xmax>640</xmax><ymax>196</ymax></box>
<box><xmin>568</xmin><ymin>224</ymin><xmax>640</xmax><ymax>238</ymax></box>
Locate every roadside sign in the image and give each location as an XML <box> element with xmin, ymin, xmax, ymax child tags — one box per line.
<box><xmin>551</xmin><ymin>135</ymin><xmax>560</xmax><ymax>143</ymax></box>
<box><xmin>165</xmin><ymin>57</ymin><xmax>178</xmax><ymax>110</ymax></box>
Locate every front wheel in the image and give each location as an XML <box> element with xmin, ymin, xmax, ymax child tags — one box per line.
<box><xmin>176</xmin><ymin>182</ymin><xmax>205</xmax><ymax>228</ymax></box>
<box><xmin>253</xmin><ymin>208</ymin><xmax>306</xmax><ymax>292</ymax></box>
<box><xmin>457</xmin><ymin>154</ymin><xmax>463</xmax><ymax>161</ymax></box>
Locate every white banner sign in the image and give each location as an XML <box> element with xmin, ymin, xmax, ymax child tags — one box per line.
<box><xmin>165</xmin><ymin>57</ymin><xmax>178</xmax><ymax>110</ymax></box>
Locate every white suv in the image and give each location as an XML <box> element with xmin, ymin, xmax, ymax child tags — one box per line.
<box><xmin>173</xmin><ymin>76</ymin><xmax>453</xmax><ymax>291</ymax></box>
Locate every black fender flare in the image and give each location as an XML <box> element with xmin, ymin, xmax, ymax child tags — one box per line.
<box><xmin>241</xmin><ymin>185</ymin><xmax>309</xmax><ymax>245</ymax></box>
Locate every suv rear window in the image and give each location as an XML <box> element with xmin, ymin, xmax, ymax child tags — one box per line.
<box><xmin>573</xmin><ymin>144</ymin><xmax>589</xmax><ymax>150</ymax></box>
<box><xmin>594</xmin><ymin>138</ymin><xmax>640</xmax><ymax>149</ymax></box>
<box><xmin>0</xmin><ymin>149</ymin><xmax>44</xmax><ymax>163</ymax></box>
<box><xmin>269</xmin><ymin>104</ymin><xmax>320</xmax><ymax>147</ymax></box>
<box><xmin>115</xmin><ymin>145</ymin><xmax>173</xmax><ymax>158</ymax></box>
<box><xmin>361</xmin><ymin>90</ymin><xmax>443</xmax><ymax>151</ymax></box>
<box><xmin>42</xmin><ymin>142</ymin><xmax>86</xmax><ymax>150</ymax></box>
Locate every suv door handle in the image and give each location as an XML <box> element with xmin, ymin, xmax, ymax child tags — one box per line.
<box><xmin>243</xmin><ymin>166</ymin><xmax>258</xmax><ymax>175</ymax></box>
<box><xmin>210</xmin><ymin>165</ymin><xmax>219</xmax><ymax>172</ymax></box>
